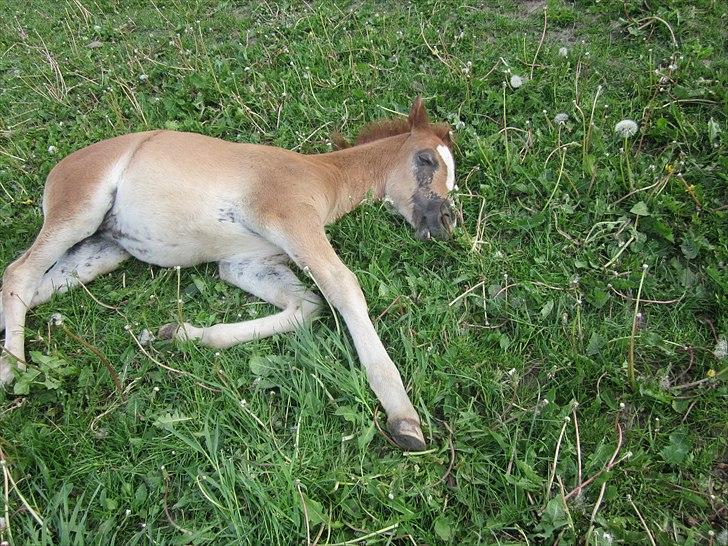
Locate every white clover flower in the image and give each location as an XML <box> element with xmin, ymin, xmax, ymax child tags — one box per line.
<box><xmin>554</xmin><ymin>113</ymin><xmax>569</xmax><ymax>125</ymax></box>
<box><xmin>615</xmin><ymin>119</ymin><xmax>638</xmax><ymax>138</ymax></box>
<box><xmin>48</xmin><ymin>145</ymin><xmax>57</xmax><ymax>154</ymax></box>
<box><xmin>559</xmin><ymin>47</ymin><xmax>568</xmax><ymax>57</ymax></box>
<box><xmin>510</xmin><ymin>74</ymin><xmax>524</xmax><ymax>88</ymax></box>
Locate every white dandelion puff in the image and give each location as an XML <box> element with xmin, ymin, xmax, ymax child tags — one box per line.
<box><xmin>559</xmin><ymin>47</ymin><xmax>568</xmax><ymax>57</ymax></box>
<box><xmin>139</xmin><ymin>74</ymin><xmax>148</xmax><ymax>81</ymax></box>
<box><xmin>510</xmin><ymin>74</ymin><xmax>524</xmax><ymax>88</ymax></box>
<box><xmin>615</xmin><ymin>119</ymin><xmax>638</xmax><ymax>138</ymax></box>
<box><xmin>49</xmin><ymin>313</ymin><xmax>65</xmax><ymax>326</ymax></box>
<box><xmin>554</xmin><ymin>113</ymin><xmax>569</xmax><ymax>125</ymax></box>
<box><xmin>713</xmin><ymin>337</ymin><xmax>727</xmax><ymax>360</ymax></box>
<box><xmin>48</xmin><ymin>145</ymin><xmax>57</xmax><ymax>154</ymax></box>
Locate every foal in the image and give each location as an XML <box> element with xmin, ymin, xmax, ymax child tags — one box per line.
<box><xmin>0</xmin><ymin>97</ymin><xmax>455</xmax><ymax>451</ymax></box>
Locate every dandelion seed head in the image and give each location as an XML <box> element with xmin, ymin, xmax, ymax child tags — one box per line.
<box><xmin>713</xmin><ymin>337</ymin><xmax>727</xmax><ymax>360</ymax></box>
<box><xmin>559</xmin><ymin>46</ymin><xmax>568</xmax><ymax>57</ymax></box>
<box><xmin>139</xmin><ymin>74</ymin><xmax>148</xmax><ymax>81</ymax></box>
<box><xmin>615</xmin><ymin>119</ymin><xmax>638</xmax><ymax>138</ymax></box>
<box><xmin>554</xmin><ymin>112</ymin><xmax>569</xmax><ymax>125</ymax></box>
<box><xmin>49</xmin><ymin>312</ymin><xmax>65</xmax><ymax>325</ymax></box>
<box><xmin>510</xmin><ymin>74</ymin><xmax>524</xmax><ymax>88</ymax></box>
<box><xmin>48</xmin><ymin>145</ymin><xmax>58</xmax><ymax>154</ymax></box>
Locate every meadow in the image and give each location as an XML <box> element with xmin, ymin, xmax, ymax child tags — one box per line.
<box><xmin>0</xmin><ymin>0</ymin><xmax>726</xmax><ymax>544</ymax></box>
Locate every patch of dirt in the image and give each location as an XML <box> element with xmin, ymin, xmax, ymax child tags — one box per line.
<box><xmin>515</xmin><ymin>0</ymin><xmax>546</xmax><ymax>15</ymax></box>
<box><xmin>552</xmin><ymin>27</ymin><xmax>578</xmax><ymax>45</ymax></box>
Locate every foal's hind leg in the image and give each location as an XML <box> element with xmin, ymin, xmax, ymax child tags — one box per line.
<box><xmin>29</xmin><ymin>236</ymin><xmax>129</xmax><ymax>308</ymax></box>
<box><xmin>0</xmin><ymin>236</ymin><xmax>129</xmax><ymax>335</ymax></box>
<box><xmin>158</xmin><ymin>255</ymin><xmax>322</xmax><ymax>349</ymax></box>
<box><xmin>1</xmin><ymin>221</ymin><xmax>112</xmax><ymax>384</ymax></box>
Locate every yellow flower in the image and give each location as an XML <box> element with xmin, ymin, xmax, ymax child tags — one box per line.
<box><xmin>665</xmin><ymin>164</ymin><xmax>674</xmax><ymax>173</ymax></box>
<box><xmin>707</xmin><ymin>369</ymin><xmax>716</xmax><ymax>378</ymax></box>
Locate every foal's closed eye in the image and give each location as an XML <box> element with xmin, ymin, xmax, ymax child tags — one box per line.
<box><xmin>414</xmin><ymin>150</ymin><xmax>438</xmax><ymax>167</ymax></box>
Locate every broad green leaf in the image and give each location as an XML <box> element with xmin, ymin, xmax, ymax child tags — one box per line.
<box><xmin>358</xmin><ymin>421</ymin><xmax>376</xmax><ymax>450</ymax></box>
<box><xmin>152</xmin><ymin>410</ymin><xmax>192</xmax><ymax>431</ymax></box>
<box><xmin>334</xmin><ymin>405</ymin><xmax>359</xmax><ymax>424</ymax></box>
<box><xmin>661</xmin><ymin>431</ymin><xmax>692</xmax><ymax>465</ymax></box>
<box><xmin>536</xmin><ymin>496</ymin><xmax>570</xmax><ymax>538</ymax></box>
<box><xmin>248</xmin><ymin>355</ymin><xmax>285</xmax><ymax>377</ymax></box>
<box><xmin>630</xmin><ymin>201</ymin><xmax>649</xmax><ymax>216</ymax></box>
<box><xmin>586</xmin><ymin>332</ymin><xmax>606</xmax><ymax>356</ymax></box>
<box><xmin>300</xmin><ymin>493</ymin><xmax>327</xmax><ymax>526</ymax></box>
<box><xmin>540</xmin><ymin>300</ymin><xmax>554</xmax><ymax>320</ymax></box>
<box><xmin>434</xmin><ymin>514</ymin><xmax>453</xmax><ymax>541</ymax></box>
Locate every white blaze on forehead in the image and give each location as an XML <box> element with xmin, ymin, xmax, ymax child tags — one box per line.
<box><xmin>436</xmin><ymin>144</ymin><xmax>455</xmax><ymax>191</ymax></box>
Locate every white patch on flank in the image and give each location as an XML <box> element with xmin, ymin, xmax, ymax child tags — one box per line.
<box><xmin>436</xmin><ymin>144</ymin><xmax>455</xmax><ymax>191</ymax></box>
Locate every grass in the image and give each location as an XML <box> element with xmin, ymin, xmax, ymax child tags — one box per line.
<box><xmin>0</xmin><ymin>0</ymin><xmax>726</xmax><ymax>544</ymax></box>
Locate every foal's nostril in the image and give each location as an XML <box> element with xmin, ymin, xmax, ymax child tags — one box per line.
<box><xmin>440</xmin><ymin>212</ymin><xmax>451</xmax><ymax>229</ymax></box>
<box><xmin>439</xmin><ymin>201</ymin><xmax>454</xmax><ymax>229</ymax></box>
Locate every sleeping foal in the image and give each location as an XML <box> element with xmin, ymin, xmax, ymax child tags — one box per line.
<box><xmin>0</xmin><ymin>97</ymin><xmax>456</xmax><ymax>451</ymax></box>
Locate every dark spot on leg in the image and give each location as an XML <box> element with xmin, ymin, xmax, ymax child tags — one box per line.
<box><xmin>218</xmin><ymin>207</ymin><xmax>237</xmax><ymax>223</ymax></box>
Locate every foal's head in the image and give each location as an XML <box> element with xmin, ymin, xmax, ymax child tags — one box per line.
<box><xmin>341</xmin><ymin>97</ymin><xmax>456</xmax><ymax>241</ymax></box>
<box><xmin>388</xmin><ymin>98</ymin><xmax>455</xmax><ymax>240</ymax></box>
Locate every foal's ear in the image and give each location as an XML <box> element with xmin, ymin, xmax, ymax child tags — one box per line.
<box><xmin>408</xmin><ymin>96</ymin><xmax>429</xmax><ymax>129</ymax></box>
<box><xmin>432</xmin><ymin>122</ymin><xmax>453</xmax><ymax>150</ymax></box>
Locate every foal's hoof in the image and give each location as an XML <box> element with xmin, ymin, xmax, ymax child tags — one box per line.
<box><xmin>158</xmin><ymin>322</ymin><xmax>198</xmax><ymax>342</ymax></box>
<box><xmin>157</xmin><ymin>322</ymin><xmax>180</xmax><ymax>341</ymax></box>
<box><xmin>388</xmin><ymin>418</ymin><xmax>427</xmax><ymax>452</ymax></box>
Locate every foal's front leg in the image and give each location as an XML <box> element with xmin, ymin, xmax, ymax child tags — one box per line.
<box><xmin>276</xmin><ymin>227</ymin><xmax>426</xmax><ymax>451</ymax></box>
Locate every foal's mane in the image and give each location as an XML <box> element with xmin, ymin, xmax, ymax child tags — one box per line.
<box><xmin>332</xmin><ymin>117</ymin><xmax>452</xmax><ymax>150</ymax></box>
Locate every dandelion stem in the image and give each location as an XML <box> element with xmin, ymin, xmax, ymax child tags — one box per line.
<box><xmin>628</xmin><ymin>265</ymin><xmax>649</xmax><ymax>389</ymax></box>
<box><xmin>583</xmin><ymin>86</ymin><xmax>602</xmax><ymax>162</ymax></box>
<box><xmin>542</xmin><ymin>144</ymin><xmax>567</xmax><ymax>210</ymax></box>
<box><xmin>623</xmin><ymin>136</ymin><xmax>634</xmax><ymax>190</ymax></box>
<box><xmin>530</xmin><ymin>6</ymin><xmax>548</xmax><ymax>79</ymax></box>
<box><xmin>503</xmin><ymin>83</ymin><xmax>510</xmax><ymax>169</ymax></box>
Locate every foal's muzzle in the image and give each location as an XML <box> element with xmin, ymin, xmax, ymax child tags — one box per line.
<box><xmin>414</xmin><ymin>198</ymin><xmax>454</xmax><ymax>241</ymax></box>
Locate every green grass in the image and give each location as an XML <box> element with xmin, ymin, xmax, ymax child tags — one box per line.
<box><xmin>1</xmin><ymin>0</ymin><xmax>726</xmax><ymax>544</ymax></box>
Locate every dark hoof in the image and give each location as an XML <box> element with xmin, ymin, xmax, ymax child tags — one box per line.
<box><xmin>157</xmin><ymin>323</ymin><xmax>179</xmax><ymax>340</ymax></box>
<box><xmin>388</xmin><ymin>418</ymin><xmax>426</xmax><ymax>452</ymax></box>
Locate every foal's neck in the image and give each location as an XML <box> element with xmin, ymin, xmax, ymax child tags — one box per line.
<box><xmin>313</xmin><ymin>134</ymin><xmax>408</xmax><ymax>223</ymax></box>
